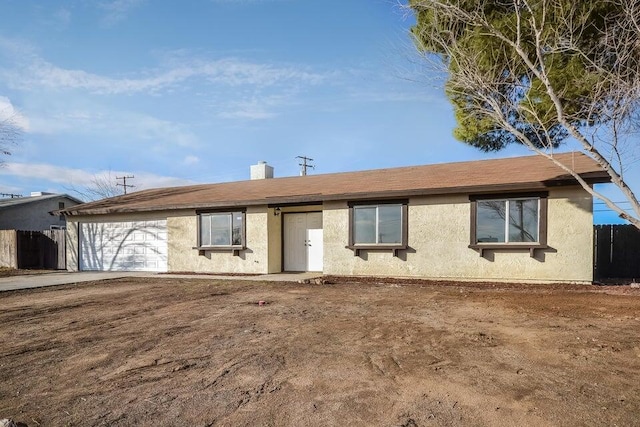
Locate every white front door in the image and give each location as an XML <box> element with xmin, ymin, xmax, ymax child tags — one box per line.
<box><xmin>284</xmin><ymin>212</ymin><xmax>323</xmax><ymax>272</ymax></box>
<box><xmin>284</xmin><ymin>214</ymin><xmax>307</xmax><ymax>271</ymax></box>
<box><xmin>306</xmin><ymin>228</ymin><xmax>323</xmax><ymax>271</ymax></box>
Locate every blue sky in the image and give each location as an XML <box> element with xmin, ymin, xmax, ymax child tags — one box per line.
<box><xmin>0</xmin><ymin>0</ymin><xmax>634</xmax><ymax>223</ymax></box>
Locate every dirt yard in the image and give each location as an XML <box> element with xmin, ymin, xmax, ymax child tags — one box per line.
<box><xmin>1</xmin><ymin>277</ymin><xmax>639</xmax><ymax>426</ymax></box>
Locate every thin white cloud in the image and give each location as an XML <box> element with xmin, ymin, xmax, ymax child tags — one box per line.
<box><xmin>218</xmin><ymin>101</ymin><xmax>276</xmax><ymax>119</ymax></box>
<box><xmin>0</xmin><ymin>37</ymin><xmax>38</xmax><ymax>59</ymax></box>
<box><xmin>0</xmin><ymin>162</ymin><xmax>195</xmax><ymax>191</ymax></box>
<box><xmin>211</xmin><ymin>0</ymin><xmax>292</xmax><ymax>3</ymax></box>
<box><xmin>1</xmin><ymin>163</ymin><xmax>96</xmax><ymax>187</ymax></box>
<box><xmin>28</xmin><ymin>109</ymin><xmax>198</xmax><ymax>147</ymax></box>
<box><xmin>0</xmin><ymin>96</ymin><xmax>29</xmax><ymax>131</ymax></box>
<box><xmin>218</xmin><ymin>109</ymin><xmax>275</xmax><ymax>120</ymax></box>
<box><xmin>182</xmin><ymin>155</ymin><xmax>200</xmax><ymax>165</ymax></box>
<box><xmin>346</xmin><ymin>89</ymin><xmax>447</xmax><ymax>105</ymax></box>
<box><xmin>0</xmin><ymin>37</ymin><xmax>336</xmax><ymax>121</ymax></box>
<box><xmin>99</xmin><ymin>0</ymin><xmax>146</xmax><ymax>25</ymax></box>
<box><xmin>53</xmin><ymin>8</ymin><xmax>72</xmax><ymax>28</ymax></box>
<box><xmin>215</xmin><ymin>92</ymin><xmax>295</xmax><ymax>120</ymax></box>
<box><xmin>122</xmin><ymin>114</ymin><xmax>199</xmax><ymax>147</ymax></box>
<box><xmin>1</xmin><ymin>54</ymin><xmax>328</xmax><ymax>96</ymax></box>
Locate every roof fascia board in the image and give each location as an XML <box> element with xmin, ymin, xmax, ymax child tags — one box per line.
<box><xmin>62</xmin><ymin>177</ymin><xmax>607</xmax><ymax>216</ymax></box>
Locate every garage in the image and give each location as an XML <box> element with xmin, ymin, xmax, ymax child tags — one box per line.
<box><xmin>79</xmin><ymin>220</ymin><xmax>168</xmax><ymax>272</ymax></box>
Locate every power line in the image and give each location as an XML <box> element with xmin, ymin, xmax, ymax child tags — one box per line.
<box><xmin>296</xmin><ymin>156</ymin><xmax>315</xmax><ymax>176</ymax></box>
<box><xmin>594</xmin><ymin>201</ymin><xmax>632</xmax><ymax>205</ymax></box>
<box><xmin>116</xmin><ymin>175</ymin><xmax>135</xmax><ymax>195</ymax></box>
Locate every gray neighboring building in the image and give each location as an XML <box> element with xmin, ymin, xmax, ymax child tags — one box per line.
<box><xmin>0</xmin><ymin>192</ymin><xmax>83</xmax><ymax>231</ymax></box>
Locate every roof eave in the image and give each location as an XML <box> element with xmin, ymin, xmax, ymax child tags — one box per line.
<box><xmin>62</xmin><ymin>175</ymin><xmax>610</xmax><ymax>216</ymax></box>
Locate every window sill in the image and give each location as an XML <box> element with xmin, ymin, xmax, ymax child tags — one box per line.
<box><xmin>193</xmin><ymin>246</ymin><xmax>245</xmax><ymax>256</ymax></box>
<box><xmin>345</xmin><ymin>245</ymin><xmax>407</xmax><ymax>257</ymax></box>
<box><xmin>469</xmin><ymin>243</ymin><xmax>548</xmax><ymax>257</ymax></box>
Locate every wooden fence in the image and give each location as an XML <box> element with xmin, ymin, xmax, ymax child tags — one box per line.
<box><xmin>0</xmin><ymin>230</ymin><xmax>18</xmax><ymax>269</ymax></box>
<box><xmin>0</xmin><ymin>230</ymin><xmax>66</xmax><ymax>270</ymax></box>
<box><xmin>594</xmin><ymin>225</ymin><xmax>640</xmax><ymax>281</ymax></box>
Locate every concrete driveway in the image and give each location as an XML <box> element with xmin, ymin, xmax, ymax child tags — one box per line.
<box><xmin>0</xmin><ymin>271</ymin><xmax>150</xmax><ymax>292</ymax></box>
<box><xmin>0</xmin><ymin>271</ymin><xmax>324</xmax><ymax>292</ymax></box>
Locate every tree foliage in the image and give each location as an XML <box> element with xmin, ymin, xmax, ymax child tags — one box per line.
<box><xmin>408</xmin><ymin>0</ymin><xmax>640</xmax><ymax>227</ymax></box>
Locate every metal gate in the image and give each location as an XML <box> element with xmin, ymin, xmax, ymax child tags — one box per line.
<box><xmin>16</xmin><ymin>230</ymin><xmax>66</xmax><ymax>270</ymax></box>
<box><xmin>594</xmin><ymin>225</ymin><xmax>640</xmax><ymax>281</ymax></box>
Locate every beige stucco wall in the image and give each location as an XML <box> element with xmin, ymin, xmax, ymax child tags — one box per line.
<box><xmin>66</xmin><ymin>189</ymin><xmax>594</xmax><ymax>282</ymax></box>
<box><xmin>166</xmin><ymin>204</ymin><xmax>320</xmax><ymax>274</ymax></box>
<box><xmin>66</xmin><ymin>220</ymin><xmax>79</xmax><ymax>271</ymax></box>
<box><xmin>323</xmin><ymin>187</ymin><xmax>594</xmax><ymax>283</ymax></box>
<box><xmin>168</xmin><ymin>206</ymin><xmax>271</xmax><ymax>274</ymax></box>
<box><xmin>66</xmin><ymin>207</ymin><xmax>280</xmax><ymax>274</ymax></box>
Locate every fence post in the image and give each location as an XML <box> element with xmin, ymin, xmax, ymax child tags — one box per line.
<box><xmin>0</xmin><ymin>230</ymin><xmax>18</xmax><ymax>268</ymax></box>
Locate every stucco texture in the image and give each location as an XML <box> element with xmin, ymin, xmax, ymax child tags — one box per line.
<box><xmin>323</xmin><ymin>187</ymin><xmax>594</xmax><ymax>283</ymax></box>
<box><xmin>168</xmin><ymin>207</ymin><xmax>270</xmax><ymax>274</ymax></box>
<box><xmin>66</xmin><ymin>221</ymin><xmax>79</xmax><ymax>271</ymax></box>
<box><xmin>66</xmin><ymin>188</ymin><xmax>594</xmax><ymax>282</ymax></box>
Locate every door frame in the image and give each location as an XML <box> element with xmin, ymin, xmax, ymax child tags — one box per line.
<box><xmin>280</xmin><ymin>210</ymin><xmax>323</xmax><ymax>272</ymax></box>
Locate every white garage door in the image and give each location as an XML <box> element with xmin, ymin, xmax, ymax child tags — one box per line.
<box><xmin>80</xmin><ymin>220</ymin><xmax>168</xmax><ymax>272</ymax></box>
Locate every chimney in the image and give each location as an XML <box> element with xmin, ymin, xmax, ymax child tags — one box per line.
<box><xmin>250</xmin><ymin>161</ymin><xmax>274</xmax><ymax>180</ymax></box>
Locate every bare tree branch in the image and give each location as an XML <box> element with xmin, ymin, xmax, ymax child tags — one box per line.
<box><xmin>0</xmin><ymin>113</ymin><xmax>21</xmax><ymax>165</ymax></box>
<box><xmin>65</xmin><ymin>171</ymin><xmax>123</xmax><ymax>202</ymax></box>
<box><xmin>408</xmin><ymin>0</ymin><xmax>640</xmax><ymax>228</ymax></box>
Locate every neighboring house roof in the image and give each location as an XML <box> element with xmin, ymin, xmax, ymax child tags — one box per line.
<box><xmin>0</xmin><ymin>193</ymin><xmax>83</xmax><ymax>210</ymax></box>
<box><xmin>63</xmin><ymin>152</ymin><xmax>610</xmax><ymax>216</ymax></box>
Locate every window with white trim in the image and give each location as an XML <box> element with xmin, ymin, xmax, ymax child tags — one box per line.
<box><xmin>199</xmin><ymin>212</ymin><xmax>244</xmax><ymax>247</ymax></box>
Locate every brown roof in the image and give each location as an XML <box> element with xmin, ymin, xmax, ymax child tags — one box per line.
<box><xmin>64</xmin><ymin>152</ymin><xmax>609</xmax><ymax>215</ymax></box>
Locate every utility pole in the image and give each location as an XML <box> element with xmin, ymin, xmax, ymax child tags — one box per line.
<box><xmin>296</xmin><ymin>156</ymin><xmax>315</xmax><ymax>176</ymax></box>
<box><xmin>0</xmin><ymin>193</ymin><xmax>22</xmax><ymax>198</ymax></box>
<box><xmin>116</xmin><ymin>175</ymin><xmax>135</xmax><ymax>195</ymax></box>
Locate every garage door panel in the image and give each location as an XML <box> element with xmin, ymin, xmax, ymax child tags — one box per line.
<box><xmin>80</xmin><ymin>220</ymin><xmax>168</xmax><ymax>272</ymax></box>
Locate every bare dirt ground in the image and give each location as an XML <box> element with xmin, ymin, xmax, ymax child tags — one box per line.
<box><xmin>1</xmin><ymin>277</ymin><xmax>639</xmax><ymax>426</ymax></box>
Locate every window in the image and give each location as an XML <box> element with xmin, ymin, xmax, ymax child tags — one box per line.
<box><xmin>354</xmin><ymin>204</ymin><xmax>403</xmax><ymax>244</ymax></box>
<box><xmin>348</xmin><ymin>200</ymin><xmax>408</xmax><ymax>255</ymax></box>
<box><xmin>476</xmin><ymin>199</ymin><xmax>539</xmax><ymax>243</ymax></box>
<box><xmin>470</xmin><ymin>193</ymin><xmax>548</xmax><ymax>255</ymax></box>
<box><xmin>198</xmin><ymin>211</ymin><xmax>245</xmax><ymax>248</ymax></box>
